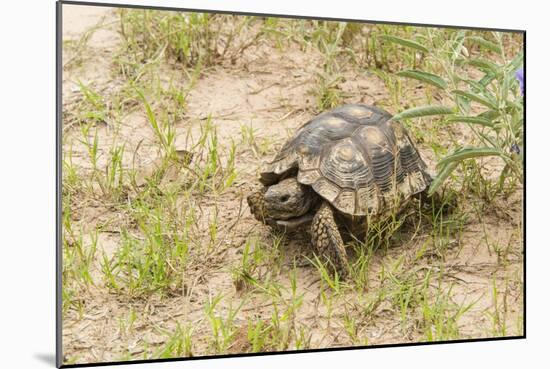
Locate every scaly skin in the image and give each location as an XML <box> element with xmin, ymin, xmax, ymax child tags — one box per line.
<box><xmin>247</xmin><ymin>179</ymin><xmax>349</xmax><ymax>278</ymax></box>
<box><xmin>311</xmin><ymin>201</ymin><xmax>349</xmax><ymax>278</ymax></box>
<box><xmin>248</xmin><ymin>177</ymin><xmax>314</xmax><ymax>221</ymax></box>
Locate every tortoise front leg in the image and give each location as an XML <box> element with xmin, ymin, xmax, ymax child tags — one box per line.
<box><xmin>311</xmin><ymin>201</ymin><xmax>349</xmax><ymax>278</ymax></box>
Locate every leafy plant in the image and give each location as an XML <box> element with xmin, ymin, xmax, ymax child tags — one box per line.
<box><xmin>391</xmin><ymin>30</ymin><xmax>524</xmax><ymax>195</ymax></box>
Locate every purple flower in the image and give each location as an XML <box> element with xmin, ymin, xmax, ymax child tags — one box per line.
<box><xmin>515</xmin><ymin>68</ymin><xmax>524</xmax><ymax>96</ymax></box>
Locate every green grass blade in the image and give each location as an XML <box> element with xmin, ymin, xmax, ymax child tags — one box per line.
<box><xmin>396</xmin><ymin>70</ymin><xmax>447</xmax><ymax>90</ymax></box>
<box><xmin>392</xmin><ymin>105</ymin><xmax>454</xmax><ymax>121</ymax></box>
<box><xmin>378</xmin><ymin>35</ymin><xmax>429</xmax><ymax>53</ymax></box>
<box><xmin>134</xmin><ymin>88</ymin><xmax>166</xmax><ymax>149</ymax></box>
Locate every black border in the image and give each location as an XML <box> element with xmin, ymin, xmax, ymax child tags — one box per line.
<box><xmin>59</xmin><ymin>0</ymin><xmax>525</xmax><ymax>33</ymax></box>
<box><xmin>61</xmin><ymin>336</ymin><xmax>523</xmax><ymax>368</ymax></box>
<box><xmin>56</xmin><ymin>1</ymin><xmax>63</xmax><ymax>368</ymax></box>
<box><xmin>56</xmin><ymin>1</ymin><xmax>527</xmax><ymax>368</ymax></box>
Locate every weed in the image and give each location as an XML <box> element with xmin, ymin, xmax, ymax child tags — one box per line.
<box><xmin>62</xmin><ymin>228</ymin><xmax>98</xmax><ymax>314</ymax></box>
<box><xmin>239</xmin><ymin>123</ymin><xmax>272</xmax><ymax>157</ymax></box>
<box><xmin>485</xmin><ymin>276</ymin><xmax>511</xmax><ymax>337</ymax></box>
<box><xmin>420</xmin><ymin>281</ymin><xmax>476</xmax><ymax>341</ymax></box>
<box><xmin>204</xmin><ymin>294</ymin><xmax>245</xmax><ymax>353</ymax></box>
<box><xmin>100</xmin><ymin>204</ymin><xmax>192</xmax><ymax>296</ymax></box>
<box><xmin>116</xmin><ymin>9</ymin><xmax>262</xmax><ymax>75</ymax></box>
<box><xmin>154</xmin><ymin>323</ymin><xmax>194</xmax><ymax>358</ymax></box>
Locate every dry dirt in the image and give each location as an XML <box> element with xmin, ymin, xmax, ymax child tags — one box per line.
<box><xmin>61</xmin><ymin>4</ymin><xmax>524</xmax><ymax>365</ymax></box>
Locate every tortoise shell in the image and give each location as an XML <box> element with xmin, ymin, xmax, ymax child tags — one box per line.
<box><xmin>260</xmin><ymin>104</ymin><xmax>431</xmax><ymax>217</ymax></box>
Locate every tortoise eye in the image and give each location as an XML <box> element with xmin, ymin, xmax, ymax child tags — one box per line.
<box><xmin>280</xmin><ymin>195</ymin><xmax>290</xmax><ymax>202</ymax></box>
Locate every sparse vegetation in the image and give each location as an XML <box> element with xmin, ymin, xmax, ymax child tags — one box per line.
<box><xmin>61</xmin><ymin>5</ymin><xmax>524</xmax><ymax>365</ymax></box>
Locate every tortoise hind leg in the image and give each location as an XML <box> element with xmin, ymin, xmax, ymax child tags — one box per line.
<box><xmin>311</xmin><ymin>201</ymin><xmax>349</xmax><ymax>278</ymax></box>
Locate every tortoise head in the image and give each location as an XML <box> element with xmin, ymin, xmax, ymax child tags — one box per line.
<box><xmin>248</xmin><ymin>177</ymin><xmax>314</xmax><ymax>222</ymax></box>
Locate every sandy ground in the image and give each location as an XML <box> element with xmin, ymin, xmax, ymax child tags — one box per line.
<box><xmin>61</xmin><ymin>4</ymin><xmax>524</xmax><ymax>365</ymax></box>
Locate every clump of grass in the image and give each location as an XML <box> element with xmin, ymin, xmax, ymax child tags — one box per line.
<box><xmin>369</xmin><ymin>69</ymin><xmax>404</xmax><ymax>112</ymax></box>
<box><xmin>420</xmin><ymin>281</ymin><xmax>476</xmax><ymax>341</ymax></box>
<box><xmin>378</xmin><ymin>259</ymin><xmax>476</xmax><ymax>340</ymax></box>
<box><xmin>294</xmin><ymin>324</ymin><xmax>312</xmax><ymax>350</ymax></box>
<box><xmin>204</xmin><ymin>294</ymin><xmax>245</xmax><ymax>353</ymax></box>
<box><xmin>77</xmin><ymin>121</ymin><xmax>128</xmax><ymax>201</ymax></box>
<box><xmin>232</xmin><ymin>233</ymin><xmax>285</xmax><ymax>293</ymax></box>
<box><xmin>348</xmin><ymin>241</ymin><xmax>374</xmax><ymax>292</ymax></box>
<box><xmin>309</xmin><ymin>21</ymin><xmax>350</xmax><ymax>112</ymax></box>
<box><xmin>154</xmin><ymin>323</ymin><xmax>195</xmax><ymax>358</ymax></box>
<box><xmin>242</xmin><ymin>266</ymin><xmax>307</xmax><ymax>352</ymax></box>
<box><xmin>116</xmin><ymin>9</ymin><xmax>262</xmax><ymax>77</ymax></box>
<box><xmin>64</xmin><ymin>81</ymin><xmax>120</xmax><ymax>132</ymax></box>
<box><xmin>136</xmin><ymin>87</ymin><xmax>176</xmax><ymax>158</ymax></box>
<box><xmin>309</xmin><ymin>254</ymin><xmax>345</xmax><ymax>294</ymax></box>
<box><xmin>313</xmin><ymin>72</ymin><xmax>344</xmax><ymax>111</ymax></box>
<box><xmin>128</xmin><ymin>91</ymin><xmax>238</xmax><ymax>198</ymax></box>
<box><xmin>239</xmin><ymin>123</ymin><xmax>273</xmax><ymax>158</ymax></box>
<box><xmin>231</xmin><ymin>236</ymin><xmax>261</xmax><ymax>292</ymax></box>
<box><xmin>380</xmin><ymin>256</ymin><xmax>424</xmax><ymax>331</ymax></box>
<box><xmin>186</xmin><ymin>116</ymin><xmax>238</xmax><ymax>194</ymax></box>
<box><xmin>246</xmin><ymin>319</ymin><xmax>273</xmax><ymax>352</ymax></box>
<box><xmin>300</xmin><ymin>22</ymin><xmax>429</xmax><ymax>71</ymax></box>
<box><xmin>342</xmin><ymin>309</ymin><xmax>368</xmax><ymax>346</ymax></box>
<box><xmin>116</xmin><ymin>10</ymin><xmax>214</xmax><ymax>75</ymax></box>
<box><xmin>364</xmin><ymin>212</ymin><xmax>410</xmax><ymax>251</ymax></box>
<box><xmin>118</xmin><ymin>308</ymin><xmax>138</xmax><ymax>339</ymax></box>
<box><xmin>245</xmin><ymin>316</ymin><xmax>309</xmax><ymax>353</ymax></box>
<box><xmin>75</xmin><ymin>81</ymin><xmax>109</xmax><ymax>124</ymax></box>
<box><xmin>426</xmin><ymin>199</ymin><xmax>467</xmax><ymax>258</ymax></box>
<box><xmin>62</xmin><ymin>227</ymin><xmax>98</xmax><ymax>315</ymax></box>
<box><xmin>485</xmin><ymin>276</ymin><xmax>513</xmax><ymax>337</ymax></box>
<box><xmin>372</xmin><ymin>26</ymin><xmax>430</xmax><ymax>70</ymax></box>
<box><xmin>262</xmin><ymin>20</ymin><xmax>423</xmax><ymax>72</ymax></box>
<box><xmin>63</xmin><ymin>15</ymin><xmax>108</xmax><ymax>70</ymax></box>
<box><xmin>100</xmin><ymin>203</ymin><xmax>193</xmax><ymax>297</ymax></box>
<box><xmin>62</xmin><ymin>144</ymin><xmax>85</xmax><ymax>196</ymax></box>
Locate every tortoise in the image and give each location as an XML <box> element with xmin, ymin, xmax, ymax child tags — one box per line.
<box><xmin>247</xmin><ymin>104</ymin><xmax>440</xmax><ymax>276</ymax></box>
